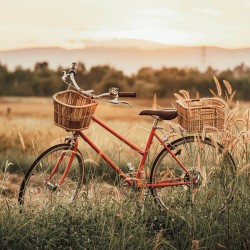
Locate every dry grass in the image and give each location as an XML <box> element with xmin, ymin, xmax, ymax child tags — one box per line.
<box><xmin>174</xmin><ymin>78</ymin><xmax>250</xmax><ymax>179</ymax></box>
<box><xmin>1</xmin><ymin>95</ymin><xmax>249</xmax><ymax>250</ymax></box>
<box><xmin>0</xmin><ymin>96</ymin><xmax>180</xmax><ymax>152</ymax></box>
<box><xmin>0</xmin><ymin>93</ymin><xmax>249</xmax><ymax>198</ymax></box>
<box><xmin>0</xmin><ymin>96</ymin><xmax>175</xmax><ymax>199</ymax></box>
<box><xmin>0</xmin><ymin>97</ymin><xmax>156</xmax><ymax>150</ymax></box>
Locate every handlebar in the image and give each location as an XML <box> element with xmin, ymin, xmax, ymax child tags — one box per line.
<box><xmin>67</xmin><ymin>62</ymin><xmax>82</xmax><ymax>93</ymax></box>
<box><xmin>118</xmin><ymin>92</ymin><xmax>136</xmax><ymax>98</ymax></box>
<box><xmin>62</xmin><ymin>62</ymin><xmax>136</xmax><ymax>106</ymax></box>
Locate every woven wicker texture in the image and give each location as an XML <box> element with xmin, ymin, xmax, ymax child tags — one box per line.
<box><xmin>53</xmin><ymin>90</ymin><xmax>98</xmax><ymax>131</ymax></box>
<box><xmin>177</xmin><ymin>98</ymin><xmax>226</xmax><ymax>132</ymax></box>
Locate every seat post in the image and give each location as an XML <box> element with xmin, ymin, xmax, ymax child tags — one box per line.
<box><xmin>152</xmin><ymin>116</ymin><xmax>161</xmax><ymax>128</ymax></box>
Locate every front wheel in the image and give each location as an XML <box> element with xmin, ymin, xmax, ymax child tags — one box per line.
<box><xmin>18</xmin><ymin>143</ymin><xmax>84</xmax><ymax>211</ymax></box>
<box><xmin>150</xmin><ymin>136</ymin><xmax>236</xmax><ymax>214</ymax></box>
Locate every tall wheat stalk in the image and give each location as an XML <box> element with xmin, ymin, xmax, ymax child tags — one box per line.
<box><xmin>174</xmin><ymin>77</ymin><xmax>250</xmax><ymax>175</ymax></box>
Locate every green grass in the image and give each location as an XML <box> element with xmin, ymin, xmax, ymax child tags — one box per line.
<box><xmin>1</xmin><ymin>178</ymin><xmax>249</xmax><ymax>250</ymax></box>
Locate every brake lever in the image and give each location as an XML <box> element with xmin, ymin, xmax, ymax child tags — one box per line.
<box><xmin>119</xmin><ymin>101</ymin><xmax>132</xmax><ymax>107</ymax></box>
<box><xmin>109</xmin><ymin>99</ymin><xmax>132</xmax><ymax>107</ymax></box>
<box><xmin>62</xmin><ymin>71</ymin><xmax>69</xmax><ymax>82</ymax></box>
<box><xmin>107</xmin><ymin>88</ymin><xmax>132</xmax><ymax>106</ymax></box>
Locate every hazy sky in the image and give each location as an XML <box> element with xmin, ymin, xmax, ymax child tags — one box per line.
<box><xmin>1</xmin><ymin>0</ymin><xmax>250</xmax><ymax>50</ymax></box>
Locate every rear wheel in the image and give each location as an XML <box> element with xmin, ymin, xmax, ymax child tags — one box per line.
<box><xmin>18</xmin><ymin>144</ymin><xmax>84</xmax><ymax>211</ymax></box>
<box><xmin>150</xmin><ymin>136</ymin><xmax>236</xmax><ymax>214</ymax></box>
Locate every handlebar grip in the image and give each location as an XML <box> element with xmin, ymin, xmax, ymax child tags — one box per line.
<box><xmin>118</xmin><ymin>92</ymin><xmax>136</xmax><ymax>98</ymax></box>
<box><xmin>69</xmin><ymin>62</ymin><xmax>77</xmax><ymax>75</ymax></box>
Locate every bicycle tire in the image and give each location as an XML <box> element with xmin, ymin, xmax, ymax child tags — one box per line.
<box><xmin>18</xmin><ymin>143</ymin><xmax>84</xmax><ymax>211</ymax></box>
<box><xmin>150</xmin><ymin>136</ymin><xmax>236</xmax><ymax>214</ymax></box>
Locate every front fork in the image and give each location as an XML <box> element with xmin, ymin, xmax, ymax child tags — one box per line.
<box><xmin>45</xmin><ymin>133</ymin><xmax>79</xmax><ymax>191</ymax></box>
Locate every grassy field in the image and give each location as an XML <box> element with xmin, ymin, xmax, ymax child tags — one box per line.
<box><xmin>0</xmin><ymin>96</ymin><xmax>249</xmax><ymax>249</ymax></box>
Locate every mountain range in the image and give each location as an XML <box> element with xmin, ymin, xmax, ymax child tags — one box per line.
<box><xmin>0</xmin><ymin>39</ymin><xmax>249</xmax><ymax>74</ymax></box>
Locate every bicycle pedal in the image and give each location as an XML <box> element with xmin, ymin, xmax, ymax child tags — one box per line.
<box><xmin>127</xmin><ymin>162</ymin><xmax>134</xmax><ymax>171</ymax></box>
<box><xmin>45</xmin><ymin>181</ymin><xmax>57</xmax><ymax>192</ymax></box>
<box><xmin>127</xmin><ymin>162</ymin><xmax>135</xmax><ymax>176</ymax></box>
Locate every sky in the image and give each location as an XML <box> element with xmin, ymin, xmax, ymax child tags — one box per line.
<box><xmin>1</xmin><ymin>0</ymin><xmax>250</xmax><ymax>51</ymax></box>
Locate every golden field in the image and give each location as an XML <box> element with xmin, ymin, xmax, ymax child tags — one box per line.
<box><xmin>0</xmin><ymin>96</ymin><xmax>173</xmax><ymax>199</ymax></box>
<box><xmin>0</xmin><ymin>95</ymin><xmax>248</xmax><ymax>151</ymax></box>
<box><xmin>0</xmin><ymin>95</ymin><xmax>249</xmax><ymax>200</ymax></box>
<box><xmin>0</xmin><ymin>96</ymin><xmax>168</xmax><ymax>153</ymax></box>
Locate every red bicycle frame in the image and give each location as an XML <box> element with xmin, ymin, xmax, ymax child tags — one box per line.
<box><xmin>60</xmin><ymin>115</ymin><xmax>191</xmax><ymax>189</ymax></box>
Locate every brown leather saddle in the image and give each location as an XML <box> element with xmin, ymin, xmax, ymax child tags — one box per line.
<box><xmin>139</xmin><ymin>109</ymin><xmax>178</xmax><ymax>120</ymax></box>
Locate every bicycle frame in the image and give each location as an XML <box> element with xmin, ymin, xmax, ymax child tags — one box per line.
<box><xmin>54</xmin><ymin>115</ymin><xmax>191</xmax><ymax>189</ymax></box>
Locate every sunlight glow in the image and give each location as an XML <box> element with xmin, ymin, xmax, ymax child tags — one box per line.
<box><xmin>0</xmin><ymin>0</ymin><xmax>250</xmax><ymax>50</ymax></box>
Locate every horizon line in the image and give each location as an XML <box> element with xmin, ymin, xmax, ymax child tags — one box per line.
<box><xmin>1</xmin><ymin>44</ymin><xmax>250</xmax><ymax>52</ymax></box>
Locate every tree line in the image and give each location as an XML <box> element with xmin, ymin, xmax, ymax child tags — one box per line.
<box><xmin>0</xmin><ymin>61</ymin><xmax>249</xmax><ymax>100</ymax></box>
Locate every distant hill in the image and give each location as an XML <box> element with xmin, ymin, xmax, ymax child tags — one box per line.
<box><xmin>78</xmin><ymin>38</ymin><xmax>174</xmax><ymax>49</ymax></box>
<box><xmin>0</xmin><ymin>43</ymin><xmax>250</xmax><ymax>74</ymax></box>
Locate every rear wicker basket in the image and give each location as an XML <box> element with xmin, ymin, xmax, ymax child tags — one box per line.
<box><xmin>53</xmin><ymin>90</ymin><xmax>98</xmax><ymax>131</ymax></box>
<box><xmin>176</xmin><ymin>98</ymin><xmax>226</xmax><ymax>132</ymax></box>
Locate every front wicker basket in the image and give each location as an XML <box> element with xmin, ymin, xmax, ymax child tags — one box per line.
<box><xmin>53</xmin><ymin>90</ymin><xmax>98</xmax><ymax>131</ymax></box>
<box><xmin>176</xmin><ymin>98</ymin><xmax>227</xmax><ymax>132</ymax></box>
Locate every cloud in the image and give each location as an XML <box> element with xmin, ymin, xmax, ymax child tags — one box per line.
<box><xmin>192</xmin><ymin>7</ymin><xmax>221</xmax><ymax>16</ymax></box>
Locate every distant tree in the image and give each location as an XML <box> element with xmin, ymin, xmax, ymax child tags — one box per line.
<box><xmin>0</xmin><ymin>61</ymin><xmax>249</xmax><ymax>100</ymax></box>
<box><xmin>34</xmin><ymin>62</ymin><xmax>49</xmax><ymax>71</ymax></box>
<box><xmin>0</xmin><ymin>63</ymin><xmax>8</xmax><ymax>94</ymax></box>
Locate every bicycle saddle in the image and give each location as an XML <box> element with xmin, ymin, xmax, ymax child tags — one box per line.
<box><xmin>139</xmin><ymin>109</ymin><xmax>178</xmax><ymax>120</ymax></box>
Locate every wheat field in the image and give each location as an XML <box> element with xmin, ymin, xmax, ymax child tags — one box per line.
<box><xmin>0</xmin><ymin>96</ymin><xmax>249</xmax><ymax>249</ymax></box>
<box><xmin>0</xmin><ymin>96</ymin><xmax>172</xmax><ymax>197</ymax></box>
<box><xmin>0</xmin><ymin>95</ymin><xmax>249</xmax><ymax>202</ymax></box>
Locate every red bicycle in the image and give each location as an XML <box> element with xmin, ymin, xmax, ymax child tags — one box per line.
<box><xmin>18</xmin><ymin>63</ymin><xmax>236</xmax><ymax>214</ymax></box>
